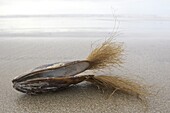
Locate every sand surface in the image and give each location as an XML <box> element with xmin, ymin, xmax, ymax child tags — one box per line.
<box><xmin>0</xmin><ymin>37</ymin><xmax>170</xmax><ymax>113</ymax></box>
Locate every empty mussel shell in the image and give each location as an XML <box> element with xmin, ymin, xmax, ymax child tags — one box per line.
<box><xmin>13</xmin><ymin>75</ymin><xmax>92</xmax><ymax>94</ymax></box>
<box><xmin>12</xmin><ymin>60</ymin><xmax>90</xmax><ymax>94</ymax></box>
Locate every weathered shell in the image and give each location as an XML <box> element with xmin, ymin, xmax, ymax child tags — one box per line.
<box><xmin>12</xmin><ymin>60</ymin><xmax>90</xmax><ymax>83</ymax></box>
<box><xmin>12</xmin><ymin>60</ymin><xmax>91</xmax><ymax>94</ymax></box>
<box><xmin>13</xmin><ymin>76</ymin><xmax>91</xmax><ymax>94</ymax></box>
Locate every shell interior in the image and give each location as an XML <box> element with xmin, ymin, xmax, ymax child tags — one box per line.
<box><xmin>12</xmin><ymin>61</ymin><xmax>90</xmax><ymax>83</ymax></box>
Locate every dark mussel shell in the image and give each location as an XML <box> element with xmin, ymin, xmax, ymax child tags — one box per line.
<box><xmin>12</xmin><ymin>60</ymin><xmax>90</xmax><ymax>94</ymax></box>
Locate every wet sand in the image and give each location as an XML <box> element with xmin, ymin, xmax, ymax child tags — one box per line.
<box><xmin>0</xmin><ymin>37</ymin><xmax>170</xmax><ymax>113</ymax></box>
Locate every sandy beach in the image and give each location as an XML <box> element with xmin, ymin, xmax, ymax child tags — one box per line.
<box><xmin>0</xmin><ymin>37</ymin><xmax>170</xmax><ymax>113</ymax></box>
<box><xmin>1</xmin><ymin>0</ymin><xmax>170</xmax><ymax>112</ymax></box>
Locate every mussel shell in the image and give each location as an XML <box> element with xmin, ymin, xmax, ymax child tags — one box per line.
<box><xmin>12</xmin><ymin>60</ymin><xmax>90</xmax><ymax>83</ymax></box>
<box><xmin>13</xmin><ymin>78</ymin><xmax>70</xmax><ymax>94</ymax></box>
<box><xmin>13</xmin><ymin>75</ymin><xmax>91</xmax><ymax>94</ymax></box>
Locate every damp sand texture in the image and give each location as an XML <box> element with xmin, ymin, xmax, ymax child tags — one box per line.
<box><xmin>0</xmin><ymin>38</ymin><xmax>170</xmax><ymax>113</ymax></box>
